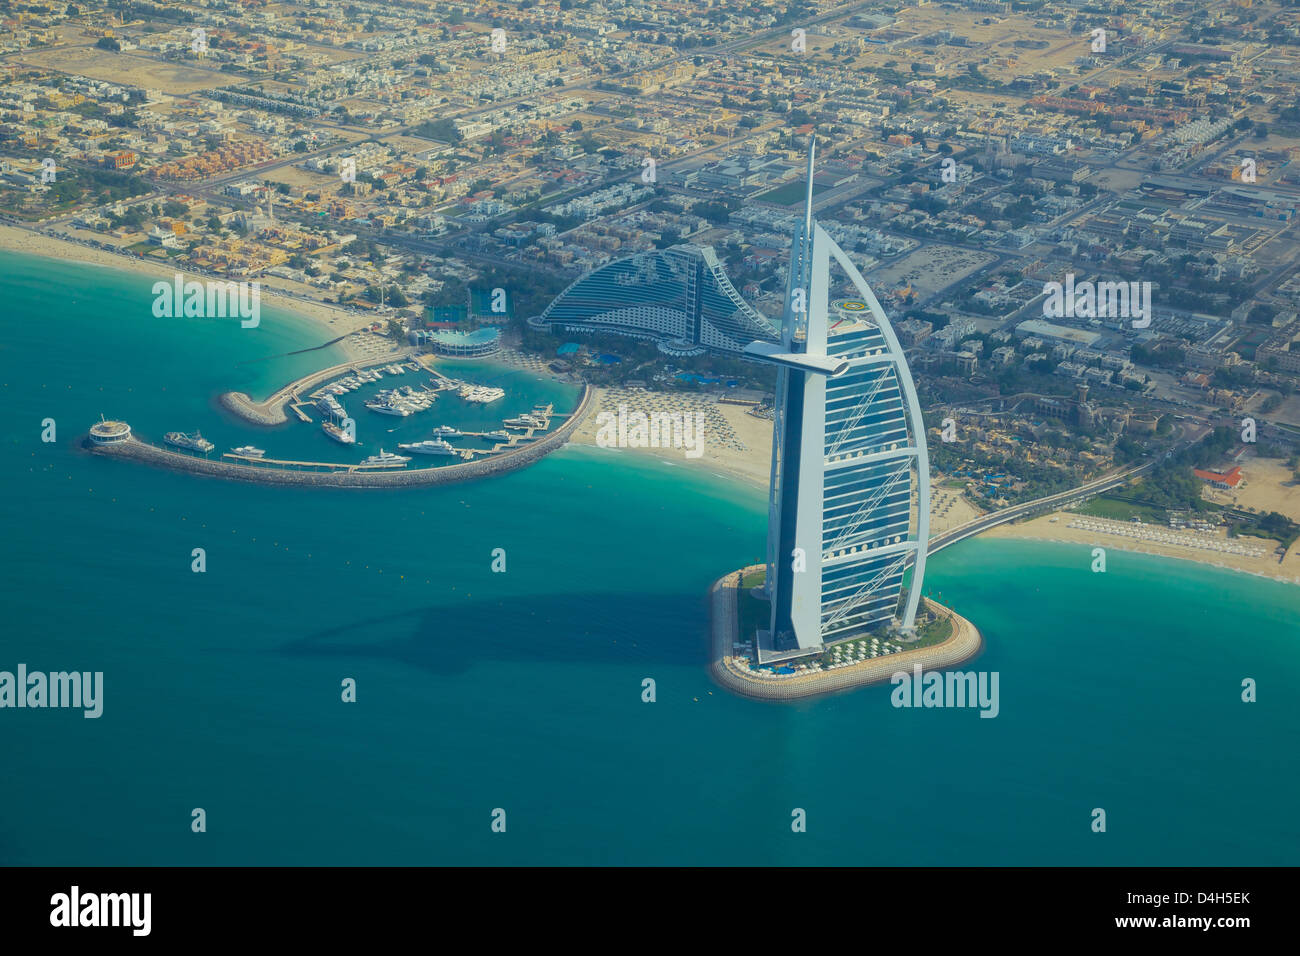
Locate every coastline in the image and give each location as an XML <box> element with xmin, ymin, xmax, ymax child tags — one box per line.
<box><xmin>708</xmin><ymin>565</ymin><xmax>984</xmax><ymax>702</ymax></box>
<box><xmin>9</xmin><ymin>228</ymin><xmax>1296</xmax><ymax>586</ymax></box>
<box><xmin>0</xmin><ymin>224</ymin><xmax>374</xmax><ymax>358</ymax></box>
<box><xmin>982</xmin><ymin>514</ymin><xmax>1300</xmax><ymax>587</ymax></box>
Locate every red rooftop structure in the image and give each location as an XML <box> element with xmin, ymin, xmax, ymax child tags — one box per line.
<box><xmin>1193</xmin><ymin>465</ymin><xmax>1243</xmax><ymax>489</ymax></box>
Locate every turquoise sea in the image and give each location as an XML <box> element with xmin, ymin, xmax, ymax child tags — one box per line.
<box><xmin>1</xmin><ymin>250</ymin><xmax>1297</xmax><ymax>865</ymax></box>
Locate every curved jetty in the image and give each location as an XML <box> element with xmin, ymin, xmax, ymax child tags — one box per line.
<box><xmin>220</xmin><ymin>355</ymin><xmax>418</xmax><ymax>426</ymax></box>
<box><xmin>86</xmin><ymin>386</ymin><xmax>593</xmax><ymax>489</ymax></box>
<box><xmin>708</xmin><ymin>565</ymin><xmax>982</xmax><ymax>701</ymax></box>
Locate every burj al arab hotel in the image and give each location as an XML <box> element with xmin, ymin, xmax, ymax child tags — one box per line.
<box><xmin>743</xmin><ymin>137</ymin><xmax>931</xmax><ymax>661</ymax></box>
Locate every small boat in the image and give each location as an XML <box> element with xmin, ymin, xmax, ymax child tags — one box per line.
<box><xmin>231</xmin><ymin>445</ymin><xmax>266</xmax><ymax>458</ymax></box>
<box><xmin>164</xmin><ymin>430</ymin><xmax>214</xmax><ymax>453</ymax></box>
<box><xmin>504</xmin><ymin>413</ymin><xmax>546</xmax><ymax>429</ymax></box>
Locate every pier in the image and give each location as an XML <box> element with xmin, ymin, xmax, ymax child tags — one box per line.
<box><xmin>88</xmin><ymin>386</ymin><xmax>595</xmax><ymax>489</ymax></box>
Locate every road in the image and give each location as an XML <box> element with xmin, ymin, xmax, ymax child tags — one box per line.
<box><xmin>925</xmin><ymin>425</ymin><xmax>1208</xmax><ymax>556</ymax></box>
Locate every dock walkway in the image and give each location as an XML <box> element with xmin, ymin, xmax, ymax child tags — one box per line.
<box><xmin>220</xmin><ymin>352</ymin><xmax>418</xmax><ymax>426</ymax></box>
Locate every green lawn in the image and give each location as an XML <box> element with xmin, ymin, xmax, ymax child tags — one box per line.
<box><xmin>914</xmin><ymin>615</ymin><xmax>953</xmax><ymax>647</ymax></box>
<box><xmin>1076</xmin><ymin>495</ymin><xmax>1167</xmax><ymax>523</ymax></box>
<box><xmin>755</xmin><ymin>180</ymin><xmax>830</xmax><ymax>206</ymax></box>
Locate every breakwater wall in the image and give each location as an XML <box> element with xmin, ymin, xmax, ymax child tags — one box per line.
<box><xmin>708</xmin><ymin>565</ymin><xmax>982</xmax><ymax>701</ymax></box>
<box><xmin>88</xmin><ymin>385</ymin><xmax>594</xmax><ymax>489</ymax></box>
<box><xmin>220</xmin><ymin>353</ymin><xmax>415</xmax><ymax>426</ymax></box>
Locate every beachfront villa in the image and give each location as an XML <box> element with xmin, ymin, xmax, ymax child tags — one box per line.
<box><xmin>743</xmin><ymin>139</ymin><xmax>932</xmax><ymax>663</ymax></box>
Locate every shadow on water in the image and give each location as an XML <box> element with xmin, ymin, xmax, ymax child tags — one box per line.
<box><xmin>278</xmin><ymin>589</ymin><xmax>708</xmax><ymax>675</ymax></box>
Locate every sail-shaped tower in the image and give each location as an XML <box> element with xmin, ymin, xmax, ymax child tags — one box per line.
<box><xmin>744</xmin><ymin>136</ymin><xmax>931</xmax><ymax>659</ymax></box>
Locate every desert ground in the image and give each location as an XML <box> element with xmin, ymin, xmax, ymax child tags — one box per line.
<box><xmin>17</xmin><ymin>46</ymin><xmax>223</xmax><ymax>94</ymax></box>
<box><xmin>868</xmin><ymin>245</ymin><xmax>999</xmax><ymax>300</ymax></box>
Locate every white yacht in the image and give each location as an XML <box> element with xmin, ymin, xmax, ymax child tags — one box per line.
<box><xmin>398</xmin><ymin>439</ymin><xmax>462</xmax><ymax>457</ymax></box>
<box><xmin>360</xmin><ymin>449</ymin><xmax>411</xmax><ymax>466</ymax></box>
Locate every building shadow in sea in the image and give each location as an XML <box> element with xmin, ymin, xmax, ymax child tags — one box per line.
<box><xmin>277</xmin><ymin>590</ymin><xmax>706</xmax><ymax>675</ymax></box>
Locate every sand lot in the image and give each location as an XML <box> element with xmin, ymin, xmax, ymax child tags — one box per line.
<box><xmin>868</xmin><ymin>245</ymin><xmax>998</xmax><ymax>299</ymax></box>
<box><xmin>927</xmin><ymin>487</ymin><xmax>981</xmax><ymax>535</ymax></box>
<box><xmin>1203</xmin><ymin>457</ymin><xmax>1300</xmax><ymax>522</ymax></box>
<box><xmin>17</xmin><ymin>46</ymin><xmax>223</xmax><ymax>94</ymax></box>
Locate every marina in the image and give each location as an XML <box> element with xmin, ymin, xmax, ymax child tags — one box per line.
<box><xmin>280</xmin><ymin>357</ymin><xmax>558</xmax><ymax>464</ymax></box>
<box><xmin>221</xmin><ymin>356</ymin><xmax>426</xmax><ymax>427</ymax></box>
<box><xmin>88</xmin><ymin>386</ymin><xmax>594</xmax><ymax>488</ymax></box>
<box><xmin>194</xmin><ymin>347</ymin><xmax>569</xmax><ymax>478</ymax></box>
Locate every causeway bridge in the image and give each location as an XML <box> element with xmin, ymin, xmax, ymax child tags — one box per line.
<box><xmin>926</xmin><ymin>459</ymin><xmax>1159</xmax><ymax>557</ymax></box>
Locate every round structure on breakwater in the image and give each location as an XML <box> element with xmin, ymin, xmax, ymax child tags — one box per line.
<box><xmin>88</xmin><ymin>418</ymin><xmax>131</xmax><ymax>444</ymax></box>
<box><xmin>708</xmin><ymin>565</ymin><xmax>982</xmax><ymax>701</ymax></box>
<box><xmin>83</xmin><ymin>385</ymin><xmax>594</xmax><ymax>490</ymax></box>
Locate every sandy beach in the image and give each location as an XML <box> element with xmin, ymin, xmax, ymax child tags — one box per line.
<box><xmin>984</xmin><ymin>511</ymin><xmax>1300</xmax><ymax>586</ymax></box>
<box><xmin>568</xmin><ymin>388</ymin><xmax>992</xmax><ymax>538</ymax></box>
<box><xmin>568</xmin><ymin>385</ymin><xmax>775</xmax><ymax>488</ymax></box>
<box><xmin>0</xmin><ymin>224</ymin><xmax>376</xmax><ymax>359</ymax></box>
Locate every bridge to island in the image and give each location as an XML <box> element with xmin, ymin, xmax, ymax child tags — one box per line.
<box><xmin>925</xmin><ymin>457</ymin><xmax>1158</xmax><ymax>557</ymax></box>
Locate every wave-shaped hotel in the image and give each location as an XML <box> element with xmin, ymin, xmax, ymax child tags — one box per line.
<box><xmin>528</xmin><ymin>244</ymin><xmax>779</xmax><ymax>356</ymax></box>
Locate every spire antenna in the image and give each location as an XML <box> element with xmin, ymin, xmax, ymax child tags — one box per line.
<box><xmin>803</xmin><ymin>133</ymin><xmax>816</xmax><ymax>234</ymax></box>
